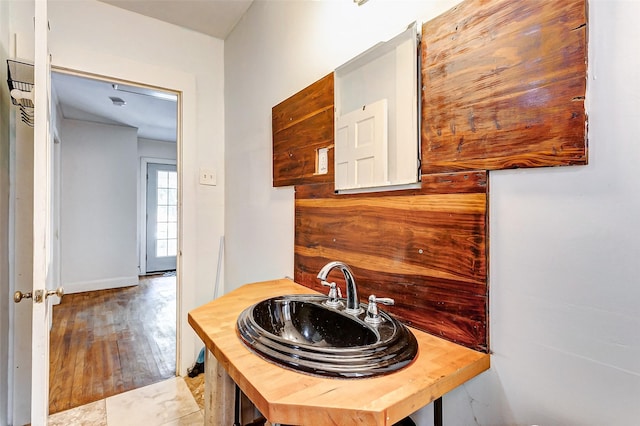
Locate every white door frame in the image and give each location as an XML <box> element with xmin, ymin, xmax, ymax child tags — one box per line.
<box><xmin>50</xmin><ymin>67</ymin><xmax>185</xmax><ymax>365</ymax></box>
<box><xmin>140</xmin><ymin>157</ymin><xmax>177</xmax><ymax>275</ymax></box>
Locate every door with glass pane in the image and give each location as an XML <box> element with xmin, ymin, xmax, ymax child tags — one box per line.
<box><xmin>146</xmin><ymin>163</ymin><xmax>177</xmax><ymax>272</ymax></box>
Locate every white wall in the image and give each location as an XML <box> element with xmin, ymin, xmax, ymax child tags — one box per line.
<box><xmin>60</xmin><ymin>119</ymin><xmax>138</xmax><ymax>293</ymax></box>
<box><xmin>0</xmin><ymin>0</ymin><xmax>11</xmax><ymax>423</ymax></box>
<box><xmin>138</xmin><ymin>137</ymin><xmax>177</xmax><ymax>161</ymax></box>
<box><xmin>482</xmin><ymin>1</ymin><xmax>640</xmax><ymax>424</ymax></box>
<box><xmin>225</xmin><ymin>0</ymin><xmax>640</xmax><ymax>424</ymax></box>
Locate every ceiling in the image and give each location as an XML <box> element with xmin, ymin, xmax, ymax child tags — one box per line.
<box><xmin>52</xmin><ymin>72</ymin><xmax>180</xmax><ymax>142</ymax></box>
<box><xmin>52</xmin><ymin>0</ymin><xmax>254</xmax><ymax>142</ymax></box>
<box><xmin>98</xmin><ymin>0</ymin><xmax>254</xmax><ymax>40</ymax></box>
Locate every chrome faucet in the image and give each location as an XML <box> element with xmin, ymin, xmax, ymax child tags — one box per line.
<box><xmin>317</xmin><ymin>261</ymin><xmax>362</xmax><ymax>315</ymax></box>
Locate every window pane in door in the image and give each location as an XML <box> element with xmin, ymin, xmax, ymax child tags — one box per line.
<box><xmin>158</xmin><ymin>188</ymin><xmax>168</xmax><ymax>204</ymax></box>
<box><xmin>155</xmin><ymin>169</ymin><xmax>178</xmax><ymax>258</ymax></box>
<box><xmin>168</xmin><ymin>222</ymin><xmax>177</xmax><ymax>239</ymax></box>
<box><xmin>157</xmin><ymin>222</ymin><xmax>168</xmax><ymax>239</ymax></box>
<box><xmin>158</xmin><ymin>171</ymin><xmax>168</xmax><ymax>188</ymax></box>
<box><xmin>157</xmin><ymin>206</ymin><xmax>168</xmax><ymax>222</ymax></box>
<box><xmin>156</xmin><ymin>239</ymin><xmax>168</xmax><ymax>257</ymax></box>
<box><xmin>168</xmin><ymin>206</ymin><xmax>177</xmax><ymax>222</ymax></box>
<box><xmin>168</xmin><ymin>172</ymin><xmax>177</xmax><ymax>188</ymax></box>
<box><xmin>167</xmin><ymin>239</ymin><xmax>177</xmax><ymax>257</ymax></box>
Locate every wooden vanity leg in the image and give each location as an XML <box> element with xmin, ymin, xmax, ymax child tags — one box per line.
<box><xmin>204</xmin><ymin>349</ymin><xmax>236</xmax><ymax>425</ymax></box>
<box><xmin>434</xmin><ymin>397</ymin><xmax>443</xmax><ymax>426</ymax></box>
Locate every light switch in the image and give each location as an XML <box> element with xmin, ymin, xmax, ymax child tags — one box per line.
<box><xmin>317</xmin><ymin>148</ymin><xmax>328</xmax><ymax>175</ymax></box>
<box><xmin>199</xmin><ymin>168</ymin><xmax>216</xmax><ymax>186</ymax></box>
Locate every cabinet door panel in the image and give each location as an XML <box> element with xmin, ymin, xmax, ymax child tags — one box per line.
<box><xmin>272</xmin><ymin>73</ymin><xmax>334</xmax><ymax>187</ymax></box>
<box><xmin>421</xmin><ymin>0</ymin><xmax>587</xmax><ymax>173</ymax></box>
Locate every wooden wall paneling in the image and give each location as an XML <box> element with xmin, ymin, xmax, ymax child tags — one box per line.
<box><xmin>421</xmin><ymin>0</ymin><xmax>588</xmax><ymax>173</ymax></box>
<box><xmin>272</xmin><ymin>73</ymin><xmax>335</xmax><ymax>187</ymax></box>
<box><xmin>272</xmin><ymin>108</ymin><xmax>334</xmax><ymax>187</ymax></box>
<box><xmin>294</xmin><ymin>172</ymin><xmax>489</xmax><ymax>351</ymax></box>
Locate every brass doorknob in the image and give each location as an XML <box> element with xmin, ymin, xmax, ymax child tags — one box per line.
<box><xmin>14</xmin><ymin>291</ymin><xmax>33</xmax><ymax>303</ymax></box>
<box><xmin>47</xmin><ymin>287</ymin><xmax>64</xmax><ymax>299</ymax></box>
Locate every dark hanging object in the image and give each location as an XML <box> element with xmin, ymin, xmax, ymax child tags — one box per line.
<box><xmin>7</xmin><ymin>59</ymin><xmax>35</xmax><ymax>127</ymax></box>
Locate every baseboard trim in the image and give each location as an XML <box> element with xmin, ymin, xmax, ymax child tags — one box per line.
<box><xmin>64</xmin><ymin>276</ymin><xmax>139</xmax><ymax>294</ymax></box>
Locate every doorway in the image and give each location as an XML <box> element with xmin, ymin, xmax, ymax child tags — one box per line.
<box><xmin>49</xmin><ymin>70</ymin><xmax>179</xmax><ymax>413</ymax></box>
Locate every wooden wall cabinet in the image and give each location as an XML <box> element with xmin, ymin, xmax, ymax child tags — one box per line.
<box><xmin>272</xmin><ymin>73</ymin><xmax>334</xmax><ymax>187</ymax></box>
<box><xmin>272</xmin><ymin>0</ymin><xmax>588</xmax><ymax>184</ymax></box>
<box><xmin>421</xmin><ymin>0</ymin><xmax>588</xmax><ymax>173</ymax></box>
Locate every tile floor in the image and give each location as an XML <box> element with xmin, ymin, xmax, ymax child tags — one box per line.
<box><xmin>48</xmin><ymin>377</ymin><xmax>203</xmax><ymax>426</ymax></box>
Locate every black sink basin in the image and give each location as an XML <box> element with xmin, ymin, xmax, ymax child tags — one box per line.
<box><xmin>236</xmin><ymin>295</ymin><xmax>418</xmax><ymax>378</ymax></box>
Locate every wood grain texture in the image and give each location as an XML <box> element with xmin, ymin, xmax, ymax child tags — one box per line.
<box><xmin>294</xmin><ymin>172</ymin><xmax>488</xmax><ymax>351</ymax></box>
<box><xmin>188</xmin><ymin>279</ymin><xmax>490</xmax><ymax>426</ymax></box>
<box><xmin>421</xmin><ymin>0</ymin><xmax>588</xmax><ymax>173</ymax></box>
<box><xmin>49</xmin><ymin>275</ymin><xmax>176</xmax><ymax>414</ymax></box>
<box><xmin>272</xmin><ymin>73</ymin><xmax>334</xmax><ymax>187</ymax></box>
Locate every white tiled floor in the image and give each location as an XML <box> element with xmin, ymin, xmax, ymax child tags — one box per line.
<box><xmin>48</xmin><ymin>377</ymin><xmax>203</xmax><ymax>426</ymax></box>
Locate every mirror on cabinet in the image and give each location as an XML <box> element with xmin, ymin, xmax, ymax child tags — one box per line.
<box><xmin>334</xmin><ymin>23</ymin><xmax>420</xmax><ymax>193</ymax></box>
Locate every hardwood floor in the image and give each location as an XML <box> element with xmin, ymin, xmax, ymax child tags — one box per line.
<box><xmin>49</xmin><ymin>275</ymin><xmax>176</xmax><ymax>414</ymax></box>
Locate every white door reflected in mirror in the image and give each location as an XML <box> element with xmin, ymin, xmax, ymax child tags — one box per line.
<box><xmin>335</xmin><ymin>99</ymin><xmax>388</xmax><ymax>190</ymax></box>
<box><xmin>334</xmin><ymin>23</ymin><xmax>420</xmax><ymax>193</ymax></box>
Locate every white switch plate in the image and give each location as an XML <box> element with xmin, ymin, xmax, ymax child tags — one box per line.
<box><xmin>317</xmin><ymin>148</ymin><xmax>328</xmax><ymax>175</ymax></box>
<box><xmin>199</xmin><ymin>168</ymin><xmax>217</xmax><ymax>186</ymax></box>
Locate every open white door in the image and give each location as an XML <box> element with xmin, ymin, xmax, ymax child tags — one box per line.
<box><xmin>31</xmin><ymin>1</ymin><xmax>54</xmax><ymax>423</ymax></box>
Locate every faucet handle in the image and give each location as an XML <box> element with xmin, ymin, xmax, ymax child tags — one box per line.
<box><xmin>365</xmin><ymin>294</ymin><xmax>394</xmax><ymax>325</ymax></box>
<box><xmin>321</xmin><ymin>281</ymin><xmax>343</xmax><ymax>308</ymax></box>
<box><xmin>370</xmin><ymin>295</ymin><xmax>394</xmax><ymax>306</ymax></box>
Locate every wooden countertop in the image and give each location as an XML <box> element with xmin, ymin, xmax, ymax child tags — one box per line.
<box><xmin>188</xmin><ymin>279</ymin><xmax>490</xmax><ymax>426</ymax></box>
